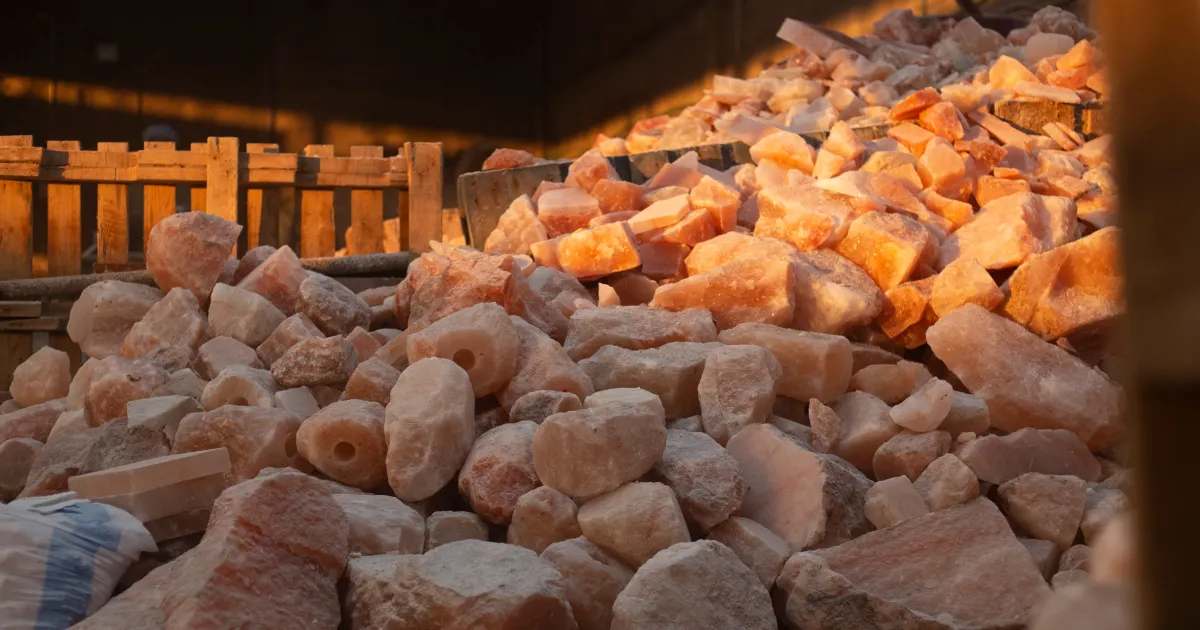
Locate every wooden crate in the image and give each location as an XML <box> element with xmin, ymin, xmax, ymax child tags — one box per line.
<box><xmin>0</xmin><ymin>135</ymin><xmax>444</xmax><ymax>389</ymax></box>
<box><xmin>456</xmin><ymin>99</ymin><xmax>1104</xmax><ymax>249</ymax></box>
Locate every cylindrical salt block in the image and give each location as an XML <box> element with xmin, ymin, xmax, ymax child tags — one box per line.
<box><xmin>405</xmin><ymin>303</ymin><xmax>519</xmax><ymax>397</ymax></box>
<box><xmin>296</xmin><ymin>400</ymin><xmax>387</xmax><ymax>490</ymax></box>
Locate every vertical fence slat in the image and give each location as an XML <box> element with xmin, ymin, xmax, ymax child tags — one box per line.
<box><xmin>205</xmin><ymin>137</ymin><xmax>239</xmax><ymax>225</ymax></box>
<box><xmin>246</xmin><ymin>143</ymin><xmax>282</xmax><ymax>249</ymax></box>
<box><xmin>300</xmin><ymin>145</ymin><xmax>336</xmax><ymax>258</ymax></box>
<box><xmin>190</xmin><ymin>142</ymin><xmax>207</xmax><ymax>212</ymax></box>
<box><xmin>405</xmin><ymin>142</ymin><xmax>443</xmax><ymax>252</ymax></box>
<box><xmin>95</xmin><ymin>142</ymin><xmax>129</xmax><ymax>267</ymax></box>
<box><xmin>349</xmin><ymin>146</ymin><xmax>384</xmax><ymax>255</ymax></box>
<box><xmin>0</xmin><ymin>135</ymin><xmax>34</xmax><ymax>391</ymax></box>
<box><xmin>46</xmin><ymin>141</ymin><xmax>82</xmax><ymax>277</ymax></box>
<box><xmin>142</xmin><ymin>141</ymin><xmax>177</xmax><ymax>250</ymax></box>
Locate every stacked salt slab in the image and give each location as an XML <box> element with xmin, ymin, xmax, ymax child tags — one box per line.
<box><xmin>3</xmin><ymin>11</ymin><xmax>1132</xmax><ymax>630</ymax></box>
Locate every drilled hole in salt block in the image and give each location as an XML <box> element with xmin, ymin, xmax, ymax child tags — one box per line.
<box><xmin>453</xmin><ymin>348</ymin><xmax>476</xmax><ymax>371</ymax></box>
<box><xmin>285</xmin><ymin>434</ymin><xmax>298</xmax><ymax>458</ymax></box>
<box><xmin>334</xmin><ymin>441</ymin><xmax>356</xmax><ymax>461</ymax></box>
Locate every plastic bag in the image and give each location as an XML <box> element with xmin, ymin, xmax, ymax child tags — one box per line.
<box><xmin>0</xmin><ymin>493</ymin><xmax>157</xmax><ymax>630</ymax></box>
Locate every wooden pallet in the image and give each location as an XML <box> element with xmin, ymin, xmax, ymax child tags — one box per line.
<box><xmin>456</xmin><ymin>99</ymin><xmax>1104</xmax><ymax>249</ymax></box>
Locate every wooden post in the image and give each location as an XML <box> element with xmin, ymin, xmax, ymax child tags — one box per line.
<box><xmin>300</xmin><ymin>145</ymin><xmax>336</xmax><ymax>258</ymax></box>
<box><xmin>190</xmin><ymin>142</ymin><xmax>207</xmax><ymax>211</ymax></box>
<box><xmin>1100</xmin><ymin>0</ymin><xmax>1200</xmax><ymax>627</ymax></box>
<box><xmin>405</xmin><ymin>142</ymin><xmax>443</xmax><ymax>252</ymax></box>
<box><xmin>46</xmin><ymin>141</ymin><xmax>82</xmax><ymax>277</ymax></box>
<box><xmin>142</xmin><ymin>141</ymin><xmax>177</xmax><ymax>251</ymax></box>
<box><xmin>95</xmin><ymin>142</ymin><xmax>130</xmax><ymax>267</ymax></box>
<box><xmin>205</xmin><ymin>137</ymin><xmax>239</xmax><ymax>224</ymax></box>
<box><xmin>349</xmin><ymin>146</ymin><xmax>385</xmax><ymax>255</ymax></box>
<box><xmin>0</xmin><ymin>135</ymin><xmax>34</xmax><ymax>389</ymax></box>
<box><xmin>246</xmin><ymin>143</ymin><xmax>284</xmax><ymax>249</ymax></box>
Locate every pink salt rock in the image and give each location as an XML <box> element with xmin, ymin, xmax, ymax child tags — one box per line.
<box><xmin>940</xmin><ymin>192</ymin><xmax>1069</xmax><ymax>270</ymax></box>
<box><xmin>217</xmin><ymin>257</ymin><xmax>238</xmax><ymax>287</ymax></box>
<box><xmin>298</xmin><ymin>274</ymin><xmax>370</xmax><ymax>337</ymax></box>
<box><xmin>656</xmin><ymin>210</ymin><xmax>716</xmax><ymax>247</ymax></box>
<box><xmin>194</xmin><ymin>336</ymin><xmax>263</xmax><ymax>381</ymax></box>
<box><xmin>921</xmin><ymin>189</ymin><xmax>975</xmax><ymax>231</ymax></box>
<box><xmin>482</xmin><ymin>147</ymin><xmax>536</xmax><ymax>171</ymax></box>
<box><xmin>256</xmin><ymin>312</ymin><xmax>324</xmax><ymax>368</ymax></box>
<box><xmin>566</xmin><ymin>148</ymin><xmax>618</xmax><ymax>193</ymax></box>
<box><xmin>200</xmin><ymin>364</ymin><xmax>277</xmax><ymax>411</ymax></box>
<box><xmin>540</xmin><ymin>537</ymin><xmax>633</xmax><ymax>630</ymax></box>
<box><xmin>650</xmin><ymin>429</ymin><xmax>746</xmax><ymax>532</ymax></box>
<box><xmin>918</xmin><ymin>101</ymin><xmax>964</xmax><ymax>141</ymax></box>
<box><xmin>270</xmin><ymin>335</ymin><xmax>357</xmax><ymax>388</ymax></box>
<box><xmin>173</xmin><ymin>406</ymin><xmax>305</xmax><ymax>483</ymax></box>
<box><xmin>834</xmin><ymin>211</ymin><xmax>930</xmax><ymax>291</ymax></box>
<box><xmin>754</xmin><ymin>185</ymin><xmax>858</xmax><ymax>250</ymax></box>
<box><xmin>344</xmin><ymin>326</ymin><xmax>380</xmax><ymax>362</ymax></box>
<box><xmin>877</xmin><ymin>278</ymin><xmax>934</xmax><ymax>345</ymax></box>
<box><xmin>610</xmin><ymin>539</ymin><xmax>776</xmax><ymax>630</ymax></box>
<box><xmin>688</xmin><ymin>175</ymin><xmax>742</xmax><ymax>233</ymax></box>
<box><xmin>727</xmin><ymin>424</ymin><xmax>872</xmax><ymax>551</ymax></box>
<box><xmin>508</xmin><ymin>486</ymin><xmax>581</xmax><ymax>553</ymax></box>
<box><xmin>233</xmin><ymin>245</ymin><xmax>276</xmax><ymax>284</ymax></box>
<box><xmin>684</xmin><ymin>232</ymin><xmax>798</xmax><ymax>276</ymax></box>
<box><xmin>384</xmin><ymin>358</ymin><xmax>475</xmax><ymax>501</ymax></box>
<box><xmin>931</xmin><ymin>256</ymin><xmax>1004</xmax><ymax>316</ymax></box>
<box><xmin>651</xmin><ymin>258</ymin><xmax>794</xmax><ymax>330</ymax></box>
<box><xmin>643</xmin><ymin>185</ymin><xmax>689</xmax><ymax>205</ymax></box>
<box><xmin>889</xmin><ymin>377</ymin><xmax>953</xmax><ymax>432</ymax></box>
<box><xmin>577</xmin><ymin>482</ymin><xmax>690</xmax><ymax>568</ymax></box>
<box><xmin>146</xmin><ymin>211</ymin><xmax>242</xmax><ymax>303</ymax></box>
<box><xmin>708</xmin><ymin>516</ymin><xmax>790</xmax><ymax>589</ymax></box>
<box><xmin>592</xmin><ymin>179</ymin><xmax>647</xmax><ymax>215</ymax></box>
<box><xmin>509</xmin><ymin>390</ymin><xmax>583</xmax><ymax>424</ymax></box>
<box><xmin>1015</xmin><ymin>81</ymin><xmax>1082</xmax><ymax>104</ymax></box>
<box><xmin>976</xmin><ymin>176</ymin><xmax>1033</xmax><ymax>207</ymax></box>
<box><xmin>605</xmin><ymin>272</ymin><xmax>657</xmax><ymax>307</ymax></box>
<box><xmin>989</xmin><ymin>55</ymin><xmax>1039</xmax><ymax>90</ymax></box>
<box><xmin>718</xmin><ymin>323</ymin><xmax>852</xmax><ymax>403</ymax></box>
<box><xmin>850</xmin><ymin>363</ymin><xmax>915</xmax><ymax>404</ymax></box>
<box><xmin>459</xmin><ymin>420</ymin><xmax>539</xmax><ymax>524</ymax></box>
<box><xmin>791</xmin><ymin>249</ymin><xmax>885</xmax><ymax>334</ymax></box>
<box><xmin>84</xmin><ymin>357</ymin><xmax>168</xmax><ymax>427</ymax></box>
<box><xmin>538</xmin><ymin>187</ymin><xmax>603</xmax><ymax>237</ymax></box>
<box><xmin>334</xmin><ymin>493</ymin><xmax>424</xmax><ymax>555</ymax></box>
<box><xmin>862</xmin><ymin>151</ymin><xmax>922</xmax><ymax>190</ymax></box>
<box><xmin>888</xmin><ymin>122</ymin><xmax>936</xmax><ymax>154</ymax></box>
<box><xmin>628</xmin><ymin>195</ymin><xmax>691</xmax><ymax>235</ymax></box>
<box><xmin>11</xmin><ymin>347</ymin><xmax>70</xmax><ymax>407</ymax></box>
<box><xmin>274</xmin><ymin>387</ymin><xmax>320</xmax><ymax>419</ymax></box>
<box><xmin>998</xmin><ymin>472</ymin><xmax>1087</xmax><ymax>550</ymax></box>
<box><xmin>588</xmin><ymin>211</ymin><xmax>638</xmax><ymax>228</ymax></box>
<box><xmin>928</xmin><ymin>305</ymin><xmax>1122</xmax><ymax>449</ymax></box>
<box><xmin>864</xmin><ymin>475</ymin><xmax>930</xmax><ymax>528</ymax></box>
<box><xmin>887</xmin><ymin>87</ymin><xmax>941</xmax><ymax>120</ymax></box>
<box><xmin>563</xmin><ymin>305</ymin><xmax>716</xmax><ymax>361</ymax></box>
<box><xmin>390</xmin><ymin>539</ymin><xmax>576</xmax><ymax>628</ymax></box>
<box><xmin>208</xmin><ymin>282</ymin><xmax>287</xmax><ymax>348</ymax></box>
<box><xmin>808</xmin><ymin>399</ymin><xmax>841</xmax><ymax>454</ymax></box>
<box><xmin>873</xmin><ymin>430</ymin><xmax>952</xmax><ymax>481</ymax></box>
<box><xmin>73</xmin><ymin>471</ymin><xmax>347</xmax><ymax>630</ymax></box>
<box><xmin>823</xmin><ymin>121</ymin><xmax>867</xmax><ymax>164</ymax></box>
<box><xmin>776</xmin><ymin>499</ymin><xmax>1050</xmax><ymax>629</ymax></box>
<box><xmin>533</xmin><ymin>180</ymin><xmax>572</xmax><ymax>204</ymax></box>
<box><xmin>0</xmin><ymin>398</ymin><xmax>69</xmax><ymax>444</ymax></box>
<box><xmin>151</xmin><ymin>368</ymin><xmax>207</xmax><ymax>401</ymax></box>
<box><xmin>296</xmin><ymin>399</ymin><xmax>387</xmax><ymax>490</ymax></box>
<box><xmin>235</xmin><ymin>245</ymin><xmax>308</xmax><ymax>315</ymax></box>
<box><xmin>424</xmin><ymin>511</ymin><xmax>489</xmax><ymax>550</ymax></box>
<box><xmin>942</xmin><ymin>391</ymin><xmax>991</xmax><ymax>437</ymax></box>
<box><xmin>595</xmin><ymin>283</ymin><xmax>619</xmax><ymax>307</ymax></box>
<box><xmin>914</xmin><ymin>453</ymin><xmax>981</xmax><ymax>511</ymax></box>
<box><xmin>498</xmin><ymin>316</ymin><xmax>593</xmax><ymax>410</ymax></box>
<box><xmin>969</xmin><ymin>111</ymin><xmax>1033</xmax><ymax>151</ymax></box>
<box><xmin>638</xmin><ymin>242</ymin><xmax>689</xmax><ymax>280</ymax></box>
<box><xmin>750</xmin><ymin>131</ymin><xmax>816</xmax><ymax>173</ymax></box>
<box><xmin>956</xmin><ymin>427</ymin><xmax>1101</xmax><ymax>485</ymax></box>
<box><xmin>341</xmin><ymin>357</ymin><xmax>399</xmax><ymax>406</ymax></box>
<box><xmin>406</xmin><ymin>302</ymin><xmax>519</xmax><ymax>397</ymax></box>
<box><xmin>578</xmin><ymin>342</ymin><xmax>714</xmax><ymax>419</ymax></box>
<box><xmin>697</xmin><ymin>345</ymin><xmax>782</xmax><ymax>445</ymax></box>
<box><xmin>555</xmin><ymin>222</ymin><xmax>641</xmax><ymax>279</ymax></box>
<box><xmin>918</xmin><ymin>137</ymin><xmax>967</xmax><ymax>193</ymax></box>
<box><xmin>0</xmin><ymin>437</ymin><xmax>42</xmax><ymax>501</ymax></box>
<box><xmin>1007</xmin><ymin>227</ymin><xmax>1122</xmax><ymax>340</ymax></box>
<box><xmin>831</xmin><ymin>391</ymin><xmax>902</xmax><ymax>474</ymax></box>
<box><xmin>120</xmin><ymin>287</ymin><xmax>210</xmax><ymax>363</ymax></box>
<box><xmin>533</xmin><ymin>402</ymin><xmax>666</xmax><ymax>499</ymax></box>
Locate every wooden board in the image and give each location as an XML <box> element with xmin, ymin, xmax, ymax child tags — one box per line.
<box><xmin>96</xmin><ymin>142</ymin><xmax>130</xmax><ymax>266</ymax></box>
<box><xmin>0</xmin><ymin>301</ymin><xmax>41</xmax><ymax>317</ymax></box>
<box><xmin>46</xmin><ymin>141</ymin><xmax>82</xmax><ymax>277</ymax></box>
<box><xmin>0</xmin><ymin>333</ymin><xmax>32</xmax><ymax>391</ymax></box>
<box><xmin>0</xmin><ymin>317</ymin><xmax>64</xmax><ymax>332</ymax></box>
<box><xmin>205</xmin><ymin>137</ymin><xmax>239</xmax><ymax>223</ymax></box>
<box><xmin>405</xmin><ymin>142</ymin><xmax>444</xmax><ymax>252</ymax></box>
<box><xmin>991</xmin><ymin>99</ymin><xmax>1108</xmax><ymax>138</ymax></box>
<box><xmin>0</xmin><ymin>180</ymin><xmax>32</xmax><ymax>281</ymax></box>
<box><xmin>349</xmin><ymin>146</ymin><xmax>385</xmax><ymax>255</ymax></box>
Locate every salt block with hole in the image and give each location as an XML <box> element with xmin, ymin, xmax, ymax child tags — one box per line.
<box><xmin>297</xmin><ymin>399</ymin><xmax>387</xmax><ymax>490</ymax></box>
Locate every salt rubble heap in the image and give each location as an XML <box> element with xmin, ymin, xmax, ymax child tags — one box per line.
<box><xmin>0</xmin><ymin>9</ymin><xmax>1133</xmax><ymax>630</ymax></box>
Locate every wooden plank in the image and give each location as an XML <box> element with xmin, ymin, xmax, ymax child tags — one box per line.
<box><xmin>349</xmin><ymin>145</ymin><xmax>386</xmax><ymax>254</ymax></box>
<box><xmin>458</xmin><ymin>162</ymin><xmax>561</xmax><ymax>247</ymax></box>
<box><xmin>45</xmin><ymin>141</ymin><xmax>82</xmax><ymax>278</ymax></box>
<box><xmin>190</xmin><ymin>142</ymin><xmax>207</xmax><ymax>211</ymax></box>
<box><xmin>141</xmin><ymin>141</ymin><xmax>177</xmax><ymax>251</ymax></box>
<box><xmin>0</xmin><ymin>301</ymin><xmax>42</xmax><ymax>317</ymax></box>
<box><xmin>300</xmin><ymin>144</ymin><xmax>336</xmax><ymax>258</ymax></box>
<box><xmin>0</xmin><ymin>333</ymin><xmax>32</xmax><ymax>390</ymax></box>
<box><xmin>0</xmin><ymin>317</ymin><xmax>64</xmax><ymax>332</ymax></box>
<box><xmin>0</xmin><ymin>180</ymin><xmax>33</xmax><ymax>281</ymax></box>
<box><xmin>244</xmin><ymin>144</ymin><xmax>280</xmax><ymax>249</ymax></box>
<box><xmin>96</xmin><ymin>142</ymin><xmax>130</xmax><ymax>266</ymax></box>
<box><xmin>0</xmin><ymin>135</ymin><xmax>33</xmax><ymax>147</ymax></box>
<box><xmin>404</xmin><ymin>143</ymin><xmax>444</xmax><ymax>253</ymax></box>
<box><xmin>205</xmin><ymin>137</ymin><xmax>239</xmax><ymax>223</ymax></box>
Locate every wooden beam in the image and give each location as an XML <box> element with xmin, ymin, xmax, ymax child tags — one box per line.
<box><xmin>405</xmin><ymin>142</ymin><xmax>443</xmax><ymax>252</ymax></box>
<box><xmin>96</xmin><ymin>142</ymin><xmax>129</xmax><ymax>266</ymax></box>
<box><xmin>0</xmin><ymin>317</ymin><xmax>64</xmax><ymax>332</ymax></box>
<box><xmin>189</xmin><ymin>142</ymin><xmax>207</xmax><ymax>211</ymax></box>
<box><xmin>0</xmin><ymin>301</ymin><xmax>42</xmax><ymax>318</ymax></box>
<box><xmin>205</xmin><ymin>137</ymin><xmax>239</xmax><ymax>223</ymax></box>
<box><xmin>1100</xmin><ymin>0</ymin><xmax>1200</xmax><ymax>626</ymax></box>
<box><xmin>300</xmin><ymin>145</ymin><xmax>336</xmax><ymax>258</ymax></box>
<box><xmin>348</xmin><ymin>145</ymin><xmax>385</xmax><ymax>255</ymax></box>
<box><xmin>45</xmin><ymin>141</ymin><xmax>82</xmax><ymax>277</ymax></box>
<box><xmin>0</xmin><ymin>181</ymin><xmax>33</xmax><ymax>281</ymax></box>
<box><xmin>142</xmin><ymin>141</ymin><xmax>177</xmax><ymax>252</ymax></box>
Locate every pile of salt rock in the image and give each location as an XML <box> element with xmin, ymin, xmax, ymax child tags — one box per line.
<box><xmin>0</xmin><ymin>14</ymin><xmax>1134</xmax><ymax>630</ymax></box>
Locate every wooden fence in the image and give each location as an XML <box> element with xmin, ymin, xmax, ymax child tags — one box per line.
<box><xmin>0</xmin><ymin>135</ymin><xmax>445</xmax><ymax>389</ymax></box>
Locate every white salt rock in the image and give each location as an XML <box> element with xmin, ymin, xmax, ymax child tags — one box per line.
<box><xmin>1026</xmin><ymin>32</ymin><xmax>1076</xmax><ymax>64</ymax></box>
<box><xmin>890</xmin><ymin>377</ymin><xmax>953</xmax><ymax>432</ymax></box>
<box><xmin>484</xmin><ymin>194</ymin><xmax>548</xmax><ymax>255</ymax></box>
<box><xmin>333</xmin><ymin>493</ymin><xmax>424</xmax><ymax>555</ymax></box>
<box><xmin>274</xmin><ymin>387</ymin><xmax>320</xmax><ymax>420</ymax></box>
<box><xmin>698</xmin><ymin>344</ymin><xmax>782</xmax><ymax>445</ymax></box>
<box><xmin>424</xmin><ymin>511</ymin><xmax>489</xmax><ymax>551</ymax></box>
<box><xmin>11</xmin><ymin>347</ymin><xmax>70</xmax><ymax>408</ymax></box>
<box><xmin>68</xmin><ymin>281</ymin><xmax>163</xmax><ymax>358</ymax></box>
<box><xmin>831</xmin><ymin>391</ymin><xmax>900</xmax><ymax>474</ymax></box>
<box><xmin>914</xmin><ymin>453</ymin><xmax>981</xmax><ymax>511</ymax></box>
<box><xmin>864</xmin><ymin>475</ymin><xmax>930</xmax><ymax>528</ymax></box>
<box><xmin>708</xmin><ymin>516</ymin><xmax>790</xmax><ymax>589</ymax></box>
<box><xmin>583</xmin><ymin>388</ymin><xmax>663</xmax><ymax>415</ymax></box>
<box><xmin>651</xmin><ymin>430</ymin><xmax>745</xmax><ymax>533</ymax></box>
<box><xmin>194</xmin><ymin>336</ymin><xmax>262</xmax><ymax>381</ymax></box>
